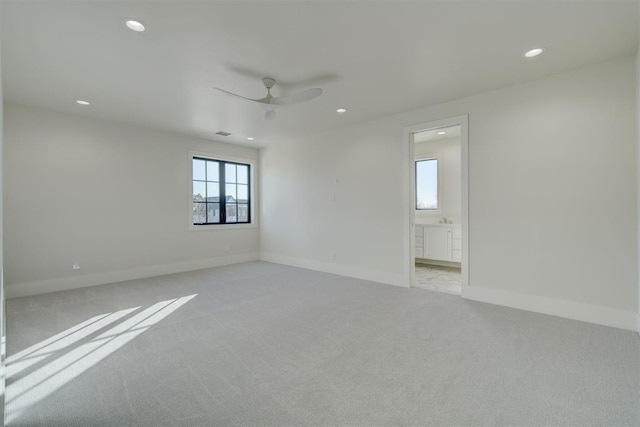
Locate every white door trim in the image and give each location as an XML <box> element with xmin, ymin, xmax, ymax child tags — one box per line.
<box><xmin>402</xmin><ymin>115</ymin><xmax>469</xmax><ymax>294</ymax></box>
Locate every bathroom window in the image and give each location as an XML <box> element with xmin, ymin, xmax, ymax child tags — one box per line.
<box><xmin>416</xmin><ymin>158</ymin><xmax>438</xmax><ymax>210</ymax></box>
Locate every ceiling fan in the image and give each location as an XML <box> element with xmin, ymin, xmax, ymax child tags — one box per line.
<box><xmin>214</xmin><ymin>77</ymin><xmax>322</xmax><ymax>120</ymax></box>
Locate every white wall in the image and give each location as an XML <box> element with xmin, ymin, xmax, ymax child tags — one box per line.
<box><xmin>0</xmin><ymin>20</ymin><xmax>5</xmax><ymax>424</ymax></box>
<box><xmin>3</xmin><ymin>104</ymin><xmax>259</xmax><ymax>297</ymax></box>
<box><xmin>414</xmin><ymin>137</ymin><xmax>461</xmax><ymax>224</ymax></box>
<box><xmin>637</xmin><ymin>46</ymin><xmax>640</xmax><ymax>333</ymax></box>
<box><xmin>261</xmin><ymin>56</ymin><xmax>638</xmax><ymax>330</ymax></box>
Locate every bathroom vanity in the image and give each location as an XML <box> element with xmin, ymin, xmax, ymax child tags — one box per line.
<box><xmin>415</xmin><ymin>224</ymin><xmax>461</xmax><ymax>262</ymax></box>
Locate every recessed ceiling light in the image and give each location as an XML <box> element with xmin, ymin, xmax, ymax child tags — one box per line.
<box><xmin>336</xmin><ymin>108</ymin><xmax>346</xmax><ymax>113</ymax></box>
<box><xmin>524</xmin><ymin>48</ymin><xmax>544</xmax><ymax>58</ymax></box>
<box><xmin>125</xmin><ymin>20</ymin><xmax>146</xmax><ymax>32</ymax></box>
<box><xmin>437</xmin><ymin>131</ymin><xmax>446</xmax><ymax>135</ymax></box>
<box><xmin>76</xmin><ymin>100</ymin><xmax>90</xmax><ymax>106</ymax></box>
<box><xmin>247</xmin><ymin>137</ymin><xmax>255</xmax><ymax>141</ymax></box>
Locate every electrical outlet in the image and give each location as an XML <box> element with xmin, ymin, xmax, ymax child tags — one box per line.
<box><xmin>331</xmin><ymin>251</ymin><xmax>336</xmax><ymax>260</ymax></box>
<box><xmin>72</xmin><ymin>261</ymin><xmax>80</xmax><ymax>270</ymax></box>
<box><xmin>224</xmin><ymin>245</ymin><xmax>230</xmax><ymax>252</ymax></box>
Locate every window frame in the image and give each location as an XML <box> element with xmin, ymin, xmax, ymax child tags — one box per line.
<box><xmin>415</xmin><ymin>155</ymin><xmax>441</xmax><ymax>214</ymax></box>
<box><xmin>189</xmin><ymin>151</ymin><xmax>256</xmax><ymax>230</ymax></box>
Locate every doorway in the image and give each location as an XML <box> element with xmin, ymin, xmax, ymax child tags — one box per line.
<box><xmin>403</xmin><ymin>115</ymin><xmax>469</xmax><ymax>295</ymax></box>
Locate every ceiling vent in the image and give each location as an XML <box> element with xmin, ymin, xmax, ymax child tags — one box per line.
<box><xmin>215</xmin><ymin>130</ymin><xmax>232</xmax><ymax>137</ymax></box>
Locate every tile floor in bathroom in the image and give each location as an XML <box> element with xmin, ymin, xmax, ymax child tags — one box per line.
<box><xmin>414</xmin><ymin>263</ymin><xmax>462</xmax><ymax>295</ymax></box>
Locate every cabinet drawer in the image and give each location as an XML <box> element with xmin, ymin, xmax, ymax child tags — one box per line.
<box><xmin>415</xmin><ymin>236</ymin><xmax>423</xmax><ymax>248</ymax></box>
<box><xmin>452</xmin><ymin>250</ymin><xmax>462</xmax><ymax>262</ymax></box>
<box><xmin>452</xmin><ymin>238</ymin><xmax>461</xmax><ymax>250</ymax></box>
<box><xmin>415</xmin><ymin>248</ymin><xmax>424</xmax><ymax>258</ymax></box>
<box><xmin>414</xmin><ymin>225</ymin><xmax>423</xmax><ymax>237</ymax></box>
<box><xmin>453</xmin><ymin>227</ymin><xmax>462</xmax><ymax>238</ymax></box>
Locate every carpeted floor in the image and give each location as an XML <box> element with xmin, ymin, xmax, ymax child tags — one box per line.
<box><xmin>6</xmin><ymin>261</ymin><xmax>640</xmax><ymax>426</ymax></box>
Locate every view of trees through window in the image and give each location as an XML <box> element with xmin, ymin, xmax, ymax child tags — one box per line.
<box><xmin>192</xmin><ymin>157</ymin><xmax>250</xmax><ymax>224</ymax></box>
<box><xmin>416</xmin><ymin>158</ymin><xmax>438</xmax><ymax>210</ymax></box>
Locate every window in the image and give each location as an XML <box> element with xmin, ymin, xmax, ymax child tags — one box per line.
<box><xmin>192</xmin><ymin>156</ymin><xmax>251</xmax><ymax>225</ymax></box>
<box><xmin>416</xmin><ymin>158</ymin><xmax>438</xmax><ymax>210</ymax></box>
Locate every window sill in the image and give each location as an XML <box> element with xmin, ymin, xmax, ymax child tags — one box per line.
<box><xmin>189</xmin><ymin>223</ymin><xmax>257</xmax><ymax>231</ymax></box>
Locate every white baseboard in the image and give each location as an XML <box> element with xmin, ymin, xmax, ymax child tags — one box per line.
<box><xmin>12</xmin><ymin>251</ymin><xmax>636</xmax><ymax>333</ymax></box>
<box><xmin>262</xmin><ymin>253</ymin><xmax>639</xmax><ymax>332</ymax></box>
<box><xmin>463</xmin><ymin>284</ymin><xmax>639</xmax><ymax>332</ymax></box>
<box><xmin>259</xmin><ymin>252</ymin><xmax>405</xmax><ymax>288</ymax></box>
<box><xmin>6</xmin><ymin>253</ymin><xmax>259</xmax><ymax>298</ymax></box>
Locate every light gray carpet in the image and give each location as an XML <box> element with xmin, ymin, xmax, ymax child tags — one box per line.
<box><xmin>6</xmin><ymin>261</ymin><xmax>640</xmax><ymax>426</ymax></box>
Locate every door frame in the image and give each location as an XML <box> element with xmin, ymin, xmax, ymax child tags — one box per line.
<box><xmin>402</xmin><ymin>114</ymin><xmax>469</xmax><ymax>295</ymax></box>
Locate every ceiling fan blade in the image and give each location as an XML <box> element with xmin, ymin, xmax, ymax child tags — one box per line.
<box><xmin>277</xmin><ymin>74</ymin><xmax>340</xmax><ymax>90</ymax></box>
<box><xmin>213</xmin><ymin>87</ymin><xmax>259</xmax><ymax>103</ymax></box>
<box><xmin>255</xmin><ymin>96</ymin><xmax>276</xmax><ymax>104</ymax></box>
<box><xmin>270</xmin><ymin>88</ymin><xmax>323</xmax><ymax>106</ymax></box>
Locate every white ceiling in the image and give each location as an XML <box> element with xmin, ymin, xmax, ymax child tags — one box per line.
<box><xmin>414</xmin><ymin>125</ymin><xmax>461</xmax><ymax>144</ymax></box>
<box><xmin>1</xmin><ymin>1</ymin><xmax>638</xmax><ymax>147</ymax></box>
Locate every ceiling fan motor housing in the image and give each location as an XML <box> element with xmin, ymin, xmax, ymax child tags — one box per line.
<box><xmin>262</xmin><ymin>77</ymin><xmax>276</xmax><ymax>89</ymax></box>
